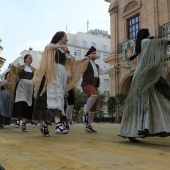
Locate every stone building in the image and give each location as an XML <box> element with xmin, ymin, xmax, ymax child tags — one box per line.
<box><xmin>104</xmin><ymin>0</ymin><xmax>170</xmax><ymax>96</ymax></box>
<box><xmin>0</xmin><ymin>39</ymin><xmax>6</xmax><ymax>70</ymax></box>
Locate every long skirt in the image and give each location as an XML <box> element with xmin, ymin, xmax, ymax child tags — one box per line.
<box><xmin>33</xmin><ymin>64</ymin><xmax>67</xmax><ymax>121</ymax></box>
<box><xmin>0</xmin><ymin>90</ymin><xmax>13</xmax><ymax>125</ymax></box>
<box><xmin>119</xmin><ymin>83</ymin><xmax>170</xmax><ymax>138</ymax></box>
<box><xmin>12</xmin><ymin>79</ymin><xmax>33</xmax><ymax>120</ymax></box>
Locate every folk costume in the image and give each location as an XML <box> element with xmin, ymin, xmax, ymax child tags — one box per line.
<box><xmin>119</xmin><ymin>29</ymin><xmax>170</xmax><ymax>142</ymax></box>
<box><xmin>10</xmin><ymin>63</ymin><xmax>36</xmax><ymax>132</ymax></box>
<box><xmin>32</xmin><ymin>43</ymin><xmax>88</xmax><ymax>136</ymax></box>
<box><xmin>0</xmin><ymin>72</ymin><xmax>13</xmax><ymax>128</ymax></box>
<box><xmin>81</xmin><ymin>46</ymin><xmax>115</xmax><ymax>133</ymax></box>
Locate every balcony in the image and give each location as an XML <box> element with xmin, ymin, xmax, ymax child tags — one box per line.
<box><xmin>158</xmin><ymin>22</ymin><xmax>170</xmax><ymax>39</ymax></box>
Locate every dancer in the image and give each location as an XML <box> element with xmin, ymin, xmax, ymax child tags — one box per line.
<box><xmin>10</xmin><ymin>54</ymin><xmax>36</xmax><ymax>132</ymax></box>
<box><xmin>0</xmin><ymin>70</ymin><xmax>13</xmax><ymax>129</ymax></box>
<box><xmin>33</xmin><ymin>31</ymin><xmax>87</xmax><ymax>137</ymax></box>
<box><xmin>119</xmin><ymin>28</ymin><xmax>170</xmax><ymax>143</ymax></box>
<box><xmin>81</xmin><ymin>46</ymin><xmax>118</xmax><ymax>133</ymax></box>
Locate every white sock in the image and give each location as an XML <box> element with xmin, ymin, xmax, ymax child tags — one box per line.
<box><xmin>55</xmin><ymin>117</ymin><xmax>60</xmax><ymax>124</ymax></box>
<box><xmin>84</xmin><ymin>95</ymin><xmax>98</xmax><ymax>113</ymax></box>
<box><xmin>66</xmin><ymin>105</ymin><xmax>74</xmax><ymax>120</ymax></box>
<box><xmin>88</xmin><ymin>112</ymin><xmax>95</xmax><ymax>126</ymax></box>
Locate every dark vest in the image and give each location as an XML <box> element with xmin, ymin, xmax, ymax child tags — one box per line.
<box><xmin>55</xmin><ymin>49</ymin><xmax>66</xmax><ymax>66</ymax></box>
<box><xmin>81</xmin><ymin>61</ymin><xmax>100</xmax><ymax>88</ymax></box>
<box><xmin>20</xmin><ymin>70</ymin><xmax>34</xmax><ymax>80</ymax></box>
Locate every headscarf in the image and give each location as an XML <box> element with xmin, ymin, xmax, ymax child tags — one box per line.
<box><xmin>135</xmin><ymin>28</ymin><xmax>150</xmax><ymax>54</ymax></box>
<box><xmin>129</xmin><ymin>28</ymin><xmax>150</xmax><ymax>61</ymax></box>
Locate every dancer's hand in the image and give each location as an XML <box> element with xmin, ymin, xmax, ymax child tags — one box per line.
<box><xmin>60</xmin><ymin>45</ymin><xmax>68</xmax><ymax>53</ymax></box>
<box><xmin>114</xmin><ymin>64</ymin><xmax>123</xmax><ymax>68</ymax></box>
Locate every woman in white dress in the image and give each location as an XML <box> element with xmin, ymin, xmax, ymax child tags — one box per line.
<box><xmin>119</xmin><ymin>28</ymin><xmax>170</xmax><ymax>143</ymax></box>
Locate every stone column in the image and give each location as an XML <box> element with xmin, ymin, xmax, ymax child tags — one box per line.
<box><xmin>108</xmin><ymin>0</ymin><xmax>118</xmax><ymax>54</ymax></box>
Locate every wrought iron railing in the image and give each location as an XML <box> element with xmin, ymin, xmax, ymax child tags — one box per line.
<box><xmin>158</xmin><ymin>22</ymin><xmax>170</xmax><ymax>39</ymax></box>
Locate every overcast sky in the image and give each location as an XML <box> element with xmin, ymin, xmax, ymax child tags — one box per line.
<box><xmin>0</xmin><ymin>0</ymin><xmax>110</xmax><ymax>72</ymax></box>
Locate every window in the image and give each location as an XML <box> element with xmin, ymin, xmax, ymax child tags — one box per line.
<box><xmin>82</xmin><ymin>41</ymin><xmax>86</xmax><ymax>47</ymax></box>
<box><xmin>74</xmin><ymin>52</ymin><xmax>78</xmax><ymax>56</ymax></box>
<box><xmin>74</xmin><ymin>50</ymin><xmax>81</xmax><ymax>57</ymax></box>
<box><xmin>104</xmin><ymin>79</ymin><xmax>109</xmax><ymax>86</ymax></box>
<box><xmin>103</xmin><ymin>45</ymin><xmax>106</xmax><ymax>51</ymax></box>
<box><xmin>92</xmin><ymin>42</ymin><xmax>96</xmax><ymax>48</ymax></box>
<box><xmin>128</xmin><ymin>15</ymin><xmax>140</xmax><ymax>39</ymax></box>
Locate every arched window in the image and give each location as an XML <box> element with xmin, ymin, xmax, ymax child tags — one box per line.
<box><xmin>122</xmin><ymin>0</ymin><xmax>142</xmax><ymax>39</ymax></box>
<box><xmin>128</xmin><ymin>15</ymin><xmax>140</xmax><ymax>39</ymax></box>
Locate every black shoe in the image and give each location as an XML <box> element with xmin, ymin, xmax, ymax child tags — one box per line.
<box><xmin>21</xmin><ymin>123</ymin><xmax>27</xmax><ymax>132</ymax></box>
<box><xmin>62</xmin><ymin>120</ymin><xmax>70</xmax><ymax>130</ymax></box>
<box><xmin>40</xmin><ymin>124</ymin><xmax>50</xmax><ymax>137</ymax></box>
<box><xmin>70</xmin><ymin>121</ymin><xmax>73</xmax><ymax>125</ymax></box>
<box><xmin>15</xmin><ymin>120</ymin><xmax>20</xmax><ymax>128</ymax></box>
<box><xmin>128</xmin><ymin>137</ymin><xmax>139</xmax><ymax>143</ymax></box>
<box><xmin>31</xmin><ymin>121</ymin><xmax>37</xmax><ymax>126</ymax></box>
<box><xmin>65</xmin><ymin>121</ymin><xmax>70</xmax><ymax>130</ymax></box>
<box><xmin>0</xmin><ymin>125</ymin><xmax>4</xmax><ymax>129</ymax></box>
<box><xmin>55</xmin><ymin>123</ymin><xmax>68</xmax><ymax>134</ymax></box>
<box><xmin>85</xmin><ymin>125</ymin><xmax>97</xmax><ymax>133</ymax></box>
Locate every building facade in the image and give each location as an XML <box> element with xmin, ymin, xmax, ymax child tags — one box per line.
<box><xmin>104</xmin><ymin>0</ymin><xmax>170</xmax><ymax>96</ymax></box>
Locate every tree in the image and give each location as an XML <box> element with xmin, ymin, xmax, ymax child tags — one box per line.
<box><xmin>115</xmin><ymin>93</ymin><xmax>126</xmax><ymax>112</ymax></box>
<box><xmin>108</xmin><ymin>96</ymin><xmax>116</xmax><ymax>119</ymax></box>
<box><xmin>74</xmin><ymin>87</ymin><xmax>87</xmax><ymax>122</ymax></box>
<box><xmin>97</xmin><ymin>92</ymin><xmax>106</xmax><ymax>118</ymax></box>
<box><xmin>115</xmin><ymin>93</ymin><xmax>126</xmax><ymax>123</ymax></box>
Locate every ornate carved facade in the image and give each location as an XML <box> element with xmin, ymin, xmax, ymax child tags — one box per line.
<box><xmin>105</xmin><ymin>0</ymin><xmax>170</xmax><ymax>96</ymax></box>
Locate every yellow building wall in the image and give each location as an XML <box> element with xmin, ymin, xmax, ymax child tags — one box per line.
<box><xmin>104</xmin><ymin>0</ymin><xmax>170</xmax><ymax>96</ymax></box>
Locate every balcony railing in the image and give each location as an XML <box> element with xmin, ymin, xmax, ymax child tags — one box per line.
<box><xmin>158</xmin><ymin>22</ymin><xmax>170</xmax><ymax>39</ymax></box>
<box><xmin>118</xmin><ymin>39</ymin><xmax>136</xmax><ymax>54</ymax></box>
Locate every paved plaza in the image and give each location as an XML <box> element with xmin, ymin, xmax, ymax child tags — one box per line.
<box><xmin>0</xmin><ymin>123</ymin><xmax>170</xmax><ymax>170</ymax></box>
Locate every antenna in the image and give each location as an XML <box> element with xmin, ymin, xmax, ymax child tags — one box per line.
<box><xmin>87</xmin><ymin>20</ymin><xmax>89</xmax><ymax>32</ymax></box>
<box><xmin>66</xmin><ymin>25</ymin><xmax>67</xmax><ymax>33</ymax></box>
